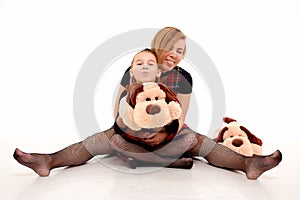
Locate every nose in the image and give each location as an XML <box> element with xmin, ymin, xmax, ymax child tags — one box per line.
<box><xmin>146</xmin><ymin>104</ymin><xmax>161</xmax><ymax>115</ymax></box>
<box><xmin>232</xmin><ymin>139</ymin><xmax>243</xmax><ymax>147</ymax></box>
<box><xmin>169</xmin><ymin>51</ymin><xmax>176</xmax><ymax>59</ymax></box>
<box><xmin>142</xmin><ymin>65</ymin><xmax>148</xmax><ymax>69</ymax></box>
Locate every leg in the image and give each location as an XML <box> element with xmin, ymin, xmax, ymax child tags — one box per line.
<box><xmin>110</xmin><ymin>134</ymin><xmax>193</xmax><ymax>169</ymax></box>
<box><xmin>154</xmin><ymin>130</ymin><xmax>198</xmax><ymax>157</ymax></box>
<box><xmin>13</xmin><ymin>128</ymin><xmax>115</xmax><ymax>176</ymax></box>
<box><xmin>190</xmin><ymin>133</ymin><xmax>282</xmax><ymax>180</ymax></box>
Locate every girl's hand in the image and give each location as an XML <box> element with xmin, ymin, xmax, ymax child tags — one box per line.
<box><xmin>144</xmin><ymin>132</ymin><xmax>168</xmax><ymax>146</ymax></box>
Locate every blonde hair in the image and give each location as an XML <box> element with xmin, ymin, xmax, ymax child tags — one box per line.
<box><xmin>151</xmin><ymin>27</ymin><xmax>186</xmax><ymax>64</ymax></box>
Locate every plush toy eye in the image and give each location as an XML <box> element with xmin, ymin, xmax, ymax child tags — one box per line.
<box><xmin>230</xmin><ymin>135</ymin><xmax>233</xmax><ymax>138</ymax></box>
<box><xmin>146</xmin><ymin>98</ymin><xmax>151</xmax><ymax>101</ymax></box>
<box><xmin>155</xmin><ymin>97</ymin><xmax>158</xmax><ymax>100</ymax></box>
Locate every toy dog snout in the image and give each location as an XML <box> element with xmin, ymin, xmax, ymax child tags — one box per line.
<box><xmin>232</xmin><ymin>138</ymin><xmax>243</xmax><ymax>147</ymax></box>
<box><xmin>146</xmin><ymin>104</ymin><xmax>161</xmax><ymax>115</ymax></box>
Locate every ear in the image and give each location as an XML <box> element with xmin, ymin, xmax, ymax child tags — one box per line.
<box><xmin>157</xmin><ymin>83</ymin><xmax>180</xmax><ymax>104</ymax></box>
<box><xmin>129</xmin><ymin>68</ymin><xmax>134</xmax><ymax>77</ymax></box>
<box><xmin>216</xmin><ymin>127</ymin><xmax>228</xmax><ymax>142</ymax></box>
<box><xmin>223</xmin><ymin>117</ymin><xmax>237</xmax><ymax>124</ymax></box>
<box><xmin>240</xmin><ymin>126</ymin><xmax>263</xmax><ymax>146</ymax></box>
<box><xmin>126</xmin><ymin>82</ymin><xmax>144</xmax><ymax>108</ymax></box>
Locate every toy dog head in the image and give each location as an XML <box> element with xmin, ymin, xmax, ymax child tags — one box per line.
<box><xmin>216</xmin><ymin>117</ymin><xmax>263</xmax><ymax>156</ymax></box>
<box><xmin>118</xmin><ymin>82</ymin><xmax>182</xmax><ymax>131</ymax></box>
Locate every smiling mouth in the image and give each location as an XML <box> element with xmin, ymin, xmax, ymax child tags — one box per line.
<box><xmin>165</xmin><ymin>59</ymin><xmax>174</xmax><ymax>63</ymax></box>
<box><xmin>165</xmin><ymin>59</ymin><xmax>175</xmax><ymax>65</ymax></box>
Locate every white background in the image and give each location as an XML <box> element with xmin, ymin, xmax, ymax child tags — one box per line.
<box><xmin>1</xmin><ymin>0</ymin><xmax>299</xmax><ymax>144</ymax></box>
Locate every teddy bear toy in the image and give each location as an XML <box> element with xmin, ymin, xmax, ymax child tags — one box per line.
<box><xmin>215</xmin><ymin>117</ymin><xmax>263</xmax><ymax>156</ymax></box>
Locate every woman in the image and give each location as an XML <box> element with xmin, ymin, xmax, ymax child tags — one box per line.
<box><xmin>13</xmin><ymin>27</ymin><xmax>282</xmax><ymax>179</ymax></box>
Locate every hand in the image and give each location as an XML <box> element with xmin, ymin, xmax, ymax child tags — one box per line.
<box><xmin>144</xmin><ymin>132</ymin><xmax>168</xmax><ymax>146</ymax></box>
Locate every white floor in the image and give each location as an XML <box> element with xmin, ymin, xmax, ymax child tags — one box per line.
<box><xmin>2</xmin><ymin>138</ymin><xmax>299</xmax><ymax>200</ymax></box>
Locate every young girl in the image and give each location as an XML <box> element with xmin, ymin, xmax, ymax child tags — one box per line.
<box><xmin>110</xmin><ymin>48</ymin><xmax>196</xmax><ymax>168</ymax></box>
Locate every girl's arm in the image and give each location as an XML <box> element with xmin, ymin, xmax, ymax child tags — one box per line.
<box><xmin>113</xmin><ymin>85</ymin><xmax>126</xmax><ymax>119</ymax></box>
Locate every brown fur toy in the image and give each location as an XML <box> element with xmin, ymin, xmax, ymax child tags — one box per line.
<box><xmin>118</xmin><ymin>82</ymin><xmax>182</xmax><ymax>132</ymax></box>
<box><xmin>216</xmin><ymin>117</ymin><xmax>263</xmax><ymax>156</ymax></box>
<box><xmin>115</xmin><ymin>82</ymin><xmax>183</xmax><ymax>169</ymax></box>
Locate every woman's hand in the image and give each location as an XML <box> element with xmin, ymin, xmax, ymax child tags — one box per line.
<box><xmin>144</xmin><ymin>132</ymin><xmax>168</xmax><ymax>146</ymax></box>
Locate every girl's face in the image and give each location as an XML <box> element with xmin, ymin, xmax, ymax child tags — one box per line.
<box><xmin>130</xmin><ymin>51</ymin><xmax>161</xmax><ymax>83</ymax></box>
<box><xmin>160</xmin><ymin>39</ymin><xmax>185</xmax><ymax>72</ymax></box>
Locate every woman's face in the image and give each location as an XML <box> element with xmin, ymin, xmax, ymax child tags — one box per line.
<box><xmin>160</xmin><ymin>39</ymin><xmax>186</xmax><ymax>72</ymax></box>
<box><xmin>130</xmin><ymin>51</ymin><xmax>160</xmax><ymax>83</ymax></box>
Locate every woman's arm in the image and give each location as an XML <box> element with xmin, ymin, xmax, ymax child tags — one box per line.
<box><xmin>113</xmin><ymin>85</ymin><xmax>126</xmax><ymax>119</ymax></box>
<box><xmin>176</xmin><ymin>93</ymin><xmax>192</xmax><ymax>133</ymax></box>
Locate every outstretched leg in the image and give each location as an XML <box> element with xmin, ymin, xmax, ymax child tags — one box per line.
<box><xmin>190</xmin><ymin>133</ymin><xmax>282</xmax><ymax>179</ymax></box>
<box><xmin>13</xmin><ymin>128</ymin><xmax>115</xmax><ymax>176</ymax></box>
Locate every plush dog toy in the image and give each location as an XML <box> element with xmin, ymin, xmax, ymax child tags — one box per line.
<box><xmin>118</xmin><ymin>82</ymin><xmax>182</xmax><ymax>132</ymax></box>
<box><xmin>216</xmin><ymin>117</ymin><xmax>263</xmax><ymax>156</ymax></box>
<box><xmin>115</xmin><ymin>82</ymin><xmax>183</xmax><ymax>169</ymax></box>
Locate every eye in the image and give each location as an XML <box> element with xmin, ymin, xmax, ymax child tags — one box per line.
<box><xmin>177</xmin><ymin>49</ymin><xmax>183</xmax><ymax>54</ymax></box>
<box><xmin>148</xmin><ymin>61</ymin><xmax>155</xmax><ymax>66</ymax></box>
<box><xmin>136</xmin><ymin>62</ymin><xmax>142</xmax><ymax>65</ymax></box>
<box><xmin>230</xmin><ymin>135</ymin><xmax>233</xmax><ymax>138</ymax></box>
<box><xmin>155</xmin><ymin>97</ymin><xmax>158</xmax><ymax>100</ymax></box>
<box><xmin>146</xmin><ymin>98</ymin><xmax>151</xmax><ymax>101</ymax></box>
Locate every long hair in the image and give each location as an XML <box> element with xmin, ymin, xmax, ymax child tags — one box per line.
<box><xmin>150</xmin><ymin>27</ymin><xmax>186</xmax><ymax>64</ymax></box>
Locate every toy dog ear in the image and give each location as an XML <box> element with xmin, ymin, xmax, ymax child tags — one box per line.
<box><xmin>223</xmin><ymin>117</ymin><xmax>237</xmax><ymax>124</ymax></box>
<box><xmin>126</xmin><ymin>82</ymin><xmax>144</xmax><ymax>108</ymax></box>
<box><xmin>240</xmin><ymin>126</ymin><xmax>263</xmax><ymax>146</ymax></box>
<box><xmin>216</xmin><ymin>127</ymin><xmax>228</xmax><ymax>143</ymax></box>
<box><xmin>157</xmin><ymin>83</ymin><xmax>180</xmax><ymax>104</ymax></box>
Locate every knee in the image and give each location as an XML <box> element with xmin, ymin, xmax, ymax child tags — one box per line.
<box><xmin>181</xmin><ymin>133</ymin><xmax>198</xmax><ymax>150</ymax></box>
<box><xmin>110</xmin><ymin>135</ymin><xmax>128</xmax><ymax>151</ymax></box>
<box><xmin>182</xmin><ymin>133</ymin><xmax>198</xmax><ymax>149</ymax></box>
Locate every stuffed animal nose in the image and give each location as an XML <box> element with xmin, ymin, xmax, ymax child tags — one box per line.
<box><xmin>146</xmin><ymin>104</ymin><xmax>161</xmax><ymax>115</ymax></box>
<box><xmin>232</xmin><ymin>139</ymin><xmax>243</xmax><ymax>147</ymax></box>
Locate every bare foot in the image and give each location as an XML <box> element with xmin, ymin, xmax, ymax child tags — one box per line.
<box><xmin>245</xmin><ymin>150</ymin><xmax>282</xmax><ymax>180</ymax></box>
<box><xmin>13</xmin><ymin>148</ymin><xmax>51</xmax><ymax>177</ymax></box>
<box><xmin>167</xmin><ymin>158</ymin><xmax>194</xmax><ymax>169</ymax></box>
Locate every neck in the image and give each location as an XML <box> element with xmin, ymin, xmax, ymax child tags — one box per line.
<box><xmin>161</xmin><ymin>66</ymin><xmax>178</xmax><ymax>73</ymax></box>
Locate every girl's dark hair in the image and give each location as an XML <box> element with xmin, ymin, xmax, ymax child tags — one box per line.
<box><xmin>130</xmin><ymin>48</ymin><xmax>158</xmax><ymax>68</ymax></box>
